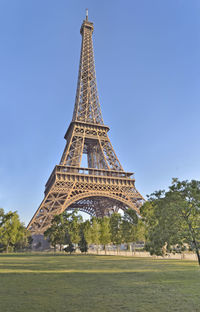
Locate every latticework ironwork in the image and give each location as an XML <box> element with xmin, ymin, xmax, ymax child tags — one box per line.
<box><xmin>72</xmin><ymin>18</ymin><xmax>103</xmax><ymax>125</ymax></box>
<box><xmin>28</xmin><ymin>13</ymin><xmax>144</xmax><ymax>235</ymax></box>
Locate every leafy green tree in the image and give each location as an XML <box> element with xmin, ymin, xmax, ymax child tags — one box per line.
<box><xmin>0</xmin><ymin>209</ymin><xmax>4</xmax><ymax>251</ymax></box>
<box><xmin>90</xmin><ymin>217</ymin><xmax>100</xmax><ymax>253</ymax></box>
<box><xmin>110</xmin><ymin>213</ymin><xmax>122</xmax><ymax>253</ymax></box>
<box><xmin>78</xmin><ymin>223</ymin><xmax>88</xmax><ymax>253</ymax></box>
<box><xmin>44</xmin><ymin>214</ymin><xmax>68</xmax><ymax>251</ymax></box>
<box><xmin>124</xmin><ymin>209</ymin><xmax>138</xmax><ymax>225</ymax></box>
<box><xmin>134</xmin><ymin>219</ymin><xmax>146</xmax><ymax>242</ymax></box>
<box><xmin>68</xmin><ymin>211</ymin><xmax>82</xmax><ymax>251</ymax></box>
<box><xmin>14</xmin><ymin>224</ymin><xmax>32</xmax><ymax>251</ymax></box>
<box><xmin>0</xmin><ymin>210</ymin><xmax>28</xmax><ymax>252</ymax></box>
<box><xmin>0</xmin><ymin>208</ymin><xmax>4</xmax><ymax>220</ymax></box>
<box><xmin>99</xmin><ymin>217</ymin><xmax>111</xmax><ymax>254</ymax></box>
<box><xmin>141</xmin><ymin>179</ymin><xmax>200</xmax><ymax>265</ymax></box>
<box><xmin>83</xmin><ymin>220</ymin><xmax>93</xmax><ymax>246</ymax></box>
<box><xmin>121</xmin><ymin>209</ymin><xmax>138</xmax><ymax>251</ymax></box>
<box><xmin>45</xmin><ymin>210</ymin><xmax>83</xmax><ymax>252</ymax></box>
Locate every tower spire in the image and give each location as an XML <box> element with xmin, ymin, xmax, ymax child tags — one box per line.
<box><xmin>72</xmin><ymin>14</ymin><xmax>103</xmax><ymax>125</ymax></box>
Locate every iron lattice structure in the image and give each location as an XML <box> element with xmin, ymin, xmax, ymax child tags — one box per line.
<box><xmin>28</xmin><ymin>14</ymin><xmax>144</xmax><ymax>235</ymax></box>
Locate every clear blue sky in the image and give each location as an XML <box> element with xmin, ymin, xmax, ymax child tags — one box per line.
<box><xmin>0</xmin><ymin>0</ymin><xmax>199</xmax><ymax>225</ymax></box>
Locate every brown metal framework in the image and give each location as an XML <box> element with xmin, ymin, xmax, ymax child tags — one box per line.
<box><xmin>28</xmin><ymin>14</ymin><xmax>144</xmax><ymax>235</ymax></box>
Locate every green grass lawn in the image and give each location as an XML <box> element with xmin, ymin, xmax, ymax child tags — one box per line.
<box><xmin>0</xmin><ymin>254</ymin><xmax>199</xmax><ymax>312</ymax></box>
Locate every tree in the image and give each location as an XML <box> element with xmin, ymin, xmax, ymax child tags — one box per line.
<box><xmin>90</xmin><ymin>217</ymin><xmax>100</xmax><ymax>253</ymax></box>
<box><xmin>121</xmin><ymin>209</ymin><xmax>138</xmax><ymax>251</ymax></box>
<box><xmin>99</xmin><ymin>217</ymin><xmax>111</xmax><ymax>254</ymax></box>
<box><xmin>14</xmin><ymin>224</ymin><xmax>32</xmax><ymax>251</ymax></box>
<box><xmin>44</xmin><ymin>214</ymin><xmax>68</xmax><ymax>251</ymax></box>
<box><xmin>134</xmin><ymin>219</ymin><xmax>146</xmax><ymax>243</ymax></box>
<box><xmin>110</xmin><ymin>213</ymin><xmax>122</xmax><ymax>253</ymax></box>
<box><xmin>123</xmin><ymin>209</ymin><xmax>138</xmax><ymax>225</ymax></box>
<box><xmin>141</xmin><ymin>179</ymin><xmax>200</xmax><ymax>265</ymax></box>
<box><xmin>78</xmin><ymin>223</ymin><xmax>88</xmax><ymax>253</ymax></box>
<box><xmin>0</xmin><ymin>209</ymin><xmax>4</xmax><ymax>251</ymax></box>
<box><xmin>83</xmin><ymin>220</ymin><xmax>93</xmax><ymax>245</ymax></box>
<box><xmin>0</xmin><ymin>208</ymin><xmax>4</xmax><ymax>221</ymax></box>
<box><xmin>68</xmin><ymin>211</ymin><xmax>82</xmax><ymax>251</ymax></box>
<box><xmin>44</xmin><ymin>210</ymin><xmax>83</xmax><ymax>252</ymax></box>
<box><xmin>0</xmin><ymin>209</ymin><xmax>29</xmax><ymax>252</ymax></box>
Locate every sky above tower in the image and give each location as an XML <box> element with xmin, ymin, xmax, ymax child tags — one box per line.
<box><xmin>0</xmin><ymin>0</ymin><xmax>199</xmax><ymax>225</ymax></box>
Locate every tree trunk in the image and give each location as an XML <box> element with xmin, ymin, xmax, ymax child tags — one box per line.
<box><xmin>133</xmin><ymin>243</ymin><xmax>136</xmax><ymax>255</ymax></box>
<box><xmin>188</xmin><ymin>223</ymin><xmax>200</xmax><ymax>265</ymax></box>
<box><xmin>131</xmin><ymin>244</ymin><xmax>133</xmax><ymax>256</ymax></box>
<box><xmin>193</xmin><ymin>239</ymin><xmax>200</xmax><ymax>265</ymax></box>
<box><xmin>6</xmin><ymin>244</ymin><xmax>9</xmax><ymax>253</ymax></box>
<box><xmin>104</xmin><ymin>245</ymin><xmax>107</xmax><ymax>255</ymax></box>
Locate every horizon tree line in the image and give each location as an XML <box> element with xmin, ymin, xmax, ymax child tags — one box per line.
<box><xmin>44</xmin><ymin>208</ymin><xmax>145</xmax><ymax>254</ymax></box>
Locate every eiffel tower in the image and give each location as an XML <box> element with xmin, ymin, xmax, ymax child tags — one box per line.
<box><xmin>28</xmin><ymin>11</ymin><xmax>144</xmax><ymax>235</ymax></box>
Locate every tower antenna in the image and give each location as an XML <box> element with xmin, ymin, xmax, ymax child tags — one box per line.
<box><xmin>86</xmin><ymin>8</ymin><xmax>88</xmax><ymax>20</ymax></box>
